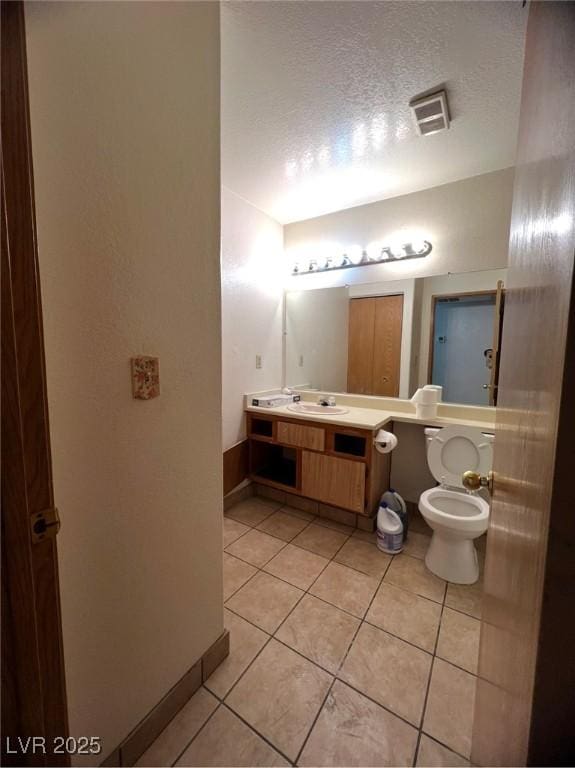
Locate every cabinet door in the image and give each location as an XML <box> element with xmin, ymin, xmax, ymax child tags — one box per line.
<box><xmin>301</xmin><ymin>451</ymin><xmax>365</xmax><ymax>513</ymax></box>
<box><xmin>347</xmin><ymin>298</ymin><xmax>375</xmax><ymax>394</ymax></box>
<box><xmin>372</xmin><ymin>295</ymin><xmax>403</xmax><ymax>397</ymax></box>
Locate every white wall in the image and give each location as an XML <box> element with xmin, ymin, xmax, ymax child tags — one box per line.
<box><xmin>284</xmin><ymin>168</ymin><xmax>514</xmax><ymax>287</ymax></box>
<box><xmin>26</xmin><ymin>2</ymin><xmax>222</xmax><ymax>762</ymax></box>
<box><xmin>221</xmin><ymin>187</ymin><xmax>284</xmax><ymax>450</ymax></box>
<box><xmin>390</xmin><ymin>423</ymin><xmax>436</xmax><ymax>503</ymax></box>
<box><xmin>286</xmin><ymin>287</ymin><xmax>349</xmax><ymax>391</ymax></box>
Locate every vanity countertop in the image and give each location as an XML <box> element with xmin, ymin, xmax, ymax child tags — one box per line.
<box><xmin>245</xmin><ymin>402</ymin><xmax>496</xmax><ymax>433</ymax></box>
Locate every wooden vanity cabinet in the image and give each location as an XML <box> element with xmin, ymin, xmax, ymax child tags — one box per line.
<box><xmin>301</xmin><ymin>451</ymin><xmax>365</xmax><ymax>513</ymax></box>
<box><xmin>246</xmin><ymin>413</ymin><xmax>391</xmax><ymax>517</ymax></box>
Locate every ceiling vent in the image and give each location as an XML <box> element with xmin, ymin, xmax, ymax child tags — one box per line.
<box><xmin>410</xmin><ymin>90</ymin><xmax>450</xmax><ymax>136</ymax></box>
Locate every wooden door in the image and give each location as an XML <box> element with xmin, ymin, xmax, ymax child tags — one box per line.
<box><xmin>347</xmin><ymin>295</ymin><xmax>403</xmax><ymax>396</ymax></box>
<box><xmin>1</xmin><ymin>3</ymin><xmax>69</xmax><ymax>765</ymax></box>
<box><xmin>372</xmin><ymin>294</ymin><xmax>403</xmax><ymax>397</ymax></box>
<box><xmin>471</xmin><ymin>3</ymin><xmax>575</xmax><ymax>765</ymax></box>
<box><xmin>488</xmin><ymin>280</ymin><xmax>505</xmax><ymax>406</ymax></box>
<box><xmin>347</xmin><ymin>297</ymin><xmax>375</xmax><ymax>393</ymax></box>
<box><xmin>301</xmin><ymin>451</ymin><xmax>365</xmax><ymax>513</ymax></box>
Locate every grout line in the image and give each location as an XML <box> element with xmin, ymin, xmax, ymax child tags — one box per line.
<box><xmin>221</xmin><ymin>701</ymin><xmax>296</xmax><ymax>766</ymax></box>
<box><xmin>220</xmin><ymin>497</ymin><xmax>480</xmax><ymax>766</ymax></box>
<box><xmin>224</xmin><ymin>538</ymin><xmax>291</xmax><ymax>570</ymax></box>
<box><xmin>294</xmin><ymin>677</ymin><xmax>336</xmax><ymax>765</ymax></box>
<box><xmin>412</xmin><ymin>575</ymin><xmax>448</xmax><ymax>766</ymax></box>
<box><xmin>222</xmin><ymin>558</ymin><xmax>264</xmax><ymax>603</ymax></box>
<box><xmin>295</xmin><ymin>553</ymin><xmax>397</xmax><ymax>765</ymax></box>
<box><xmin>169</xmin><ymin>696</ymin><xmax>222</xmax><ymax>767</ymax></box>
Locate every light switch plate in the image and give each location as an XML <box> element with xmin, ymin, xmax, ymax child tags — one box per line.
<box><xmin>131</xmin><ymin>356</ymin><xmax>160</xmax><ymax>399</ymax></box>
<box><xmin>255</xmin><ymin>355</ymin><xmax>262</xmax><ymax>369</ymax></box>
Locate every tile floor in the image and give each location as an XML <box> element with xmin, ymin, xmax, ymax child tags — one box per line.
<box><xmin>138</xmin><ymin>495</ymin><xmax>484</xmax><ymax>767</ymax></box>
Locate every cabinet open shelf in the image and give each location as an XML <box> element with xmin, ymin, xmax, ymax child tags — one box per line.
<box><xmin>249</xmin><ymin>441</ymin><xmax>297</xmax><ymax>489</ymax></box>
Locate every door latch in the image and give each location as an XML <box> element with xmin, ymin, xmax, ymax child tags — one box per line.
<box><xmin>30</xmin><ymin>507</ymin><xmax>61</xmax><ymax>544</ymax></box>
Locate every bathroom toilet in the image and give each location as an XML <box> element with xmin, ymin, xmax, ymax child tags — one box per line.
<box><xmin>419</xmin><ymin>425</ymin><xmax>493</xmax><ymax>584</ymax></box>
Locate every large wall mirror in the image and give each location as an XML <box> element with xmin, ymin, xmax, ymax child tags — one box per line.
<box><xmin>285</xmin><ymin>268</ymin><xmax>506</xmax><ymax>406</ymax></box>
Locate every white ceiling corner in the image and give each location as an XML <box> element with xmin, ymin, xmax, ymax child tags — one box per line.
<box><xmin>222</xmin><ymin>0</ymin><xmax>527</xmax><ymax>225</ymax></box>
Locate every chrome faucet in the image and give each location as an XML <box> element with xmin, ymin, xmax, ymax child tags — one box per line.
<box><xmin>317</xmin><ymin>395</ymin><xmax>336</xmax><ymax>407</ymax></box>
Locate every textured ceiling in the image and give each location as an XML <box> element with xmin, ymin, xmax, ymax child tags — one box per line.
<box><xmin>222</xmin><ymin>1</ymin><xmax>527</xmax><ymax>224</ymax></box>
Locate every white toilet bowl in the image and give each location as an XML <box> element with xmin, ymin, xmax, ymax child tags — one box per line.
<box><xmin>419</xmin><ymin>425</ymin><xmax>493</xmax><ymax>584</ymax></box>
<box><xmin>419</xmin><ymin>487</ymin><xmax>489</xmax><ymax>583</ymax></box>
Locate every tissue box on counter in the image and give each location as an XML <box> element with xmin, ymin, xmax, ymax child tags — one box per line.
<box><xmin>251</xmin><ymin>394</ymin><xmax>301</xmax><ymax>408</ymax></box>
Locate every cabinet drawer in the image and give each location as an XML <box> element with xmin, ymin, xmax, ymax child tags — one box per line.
<box><xmin>301</xmin><ymin>451</ymin><xmax>365</xmax><ymax>513</ymax></box>
<box><xmin>277</xmin><ymin>421</ymin><xmax>325</xmax><ymax>451</ymax></box>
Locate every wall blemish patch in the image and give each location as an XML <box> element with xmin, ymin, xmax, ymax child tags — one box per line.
<box><xmin>131</xmin><ymin>356</ymin><xmax>160</xmax><ymax>400</ymax></box>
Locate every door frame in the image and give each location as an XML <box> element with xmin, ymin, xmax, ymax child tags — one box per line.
<box><xmin>1</xmin><ymin>2</ymin><xmax>69</xmax><ymax>764</ymax></box>
<box><xmin>426</xmin><ymin>289</ymin><xmax>497</xmax><ymax>388</ymax></box>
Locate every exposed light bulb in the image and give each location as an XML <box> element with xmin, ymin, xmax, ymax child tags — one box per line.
<box><xmin>366</xmin><ymin>241</ymin><xmax>384</xmax><ymax>261</ymax></box>
<box><xmin>347</xmin><ymin>245</ymin><xmax>363</xmax><ymax>265</ymax></box>
<box><xmin>390</xmin><ymin>244</ymin><xmax>406</xmax><ymax>259</ymax></box>
<box><xmin>410</xmin><ymin>240</ymin><xmax>426</xmax><ymax>254</ymax></box>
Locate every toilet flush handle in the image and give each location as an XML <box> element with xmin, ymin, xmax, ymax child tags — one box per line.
<box><xmin>462</xmin><ymin>470</ymin><xmax>494</xmax><ymax>494</ymax></box>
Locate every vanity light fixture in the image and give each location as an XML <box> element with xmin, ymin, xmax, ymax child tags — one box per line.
<box><xmin>292</xmin><ymin>240</ymin><xmax>432</xmax><ymax>275</ymax></box>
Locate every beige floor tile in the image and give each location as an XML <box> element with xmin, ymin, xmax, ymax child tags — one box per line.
<box><xmin>409</xmin><ymin>511</ymin><xmax>432</xmax><ymax>535</ymax></box>
<box><xmin>292</xmin><ymin>523</ymin><xmax>349</xmax><ymax>559</ymax></box>
<box><xmin>225</xmin><ymin>497</ymin><xmax>280</xmax><ymax>527</ymax></box>
<box><xmin>384</xmin><ymin>555</ymin><xmax>446</xmax><ymax>603</ymax></box>
<box><xmin>352</xmin><ymin>528</ymin><xmax>378</xmax><ymax>544</ymax></box>
<box><xmin>257</xmin><ymin>510</ymin><xmax>310</xmax><ymax>541</ymax></box>
<box><xmin>275</xmin><ymin>594</ymin><xmax>359</xmax><ymax>673</ymax></box>
<box><xmin>226</xmin><ymin>639</ymin><xmax>332</xmax><ymax>761</ymax></box>
<box><xmin>416</xmin><ymin>734</ymin><xmax>470</xmax><ymax>767</ymax></box>
<box><xmin>436</xmin><ymin>607</ymin><xmax>480</xmax><ymax>674</ymax></box>
<box><xmin>366</xmin><ymin>583</ymin><xmax>441</xmax><ymax>652</ymax></box>
<box><xmin>339</xmin><ymin>622</ymin><xmax>432</xmax><ymax>726</ymax></box>
<box><xmin>309</xmin><ymin>562</ymin><xmax>379</xmax><ymax>618</ymax></box>
<box><xmin>176</xmin><ymin>705</ymin><xmax>289</xmax><ymax>766</ymax></box>
<box><xmin>223</xmin><ymin>553</ymin><xmax>257</xmax><ymax>601</ymax></box>
<box><xmin>445</xmin><ymin>580</ymin><xmax>483</xmax><ymax>619</ymax></box>
<box><xmin>263</xmin><ymin>543</ymin><xmax>329</xmax><ymax>590</ymax></box>
<box><xmin>136</xmin><ymin>687</ymin><xmax>218</xmax><ymax>767</ymax></box>
<box><xmin>225</xmin><ymin>528</ymin><xmax>286</xmax><ymax>568</ymax></box>
<box><xmin>254</xmin><ymin>484</ymin><xmax>286</xmax><ymax>505</ymax></box>
<box><xmin>223</xmin><ymin>517</ymin><xmax>250</xmax><ymax>548</ymax></box>
<box><xmin>282</xmin><ymin>496</ymin><xmax>319</xmax><ymax>517</ymax></box>
<box><xmin>316</xmin><ymin>517</ymin><xmax>355</xmax><ymax>535</ymax></box>
<box><xmin>423</xmin><ymin>658</ymin><xmax>476</xmax><ymax>758</ymax></box>
<box><xmin>334</xmin><ymin>537</ymin><xmax>392</xmax><ymax>579</ymax></box>
<box><xmin>402</xmin><ymin>531</ymin><xmax>431</xmax><ymax>560</ymax></box>
<box><xmin>299</xmin><ymin>680</ymin><xmax>418</xmax><ymax>767</ymax></box>
<box><xmin>204</xmin><ymin>609</ymin><xmax>268</xmax><ymax>698</ymax></box>
<box><xmin>225</xmin><ymin>571</ymin><xmax>303</xmax><ymax>633</ymax></box>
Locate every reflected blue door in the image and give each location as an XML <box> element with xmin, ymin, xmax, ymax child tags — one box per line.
<box><xmin>431</xmin><ymin>295</ymin><xmax>495</xmax><ymax>405</ymax></box>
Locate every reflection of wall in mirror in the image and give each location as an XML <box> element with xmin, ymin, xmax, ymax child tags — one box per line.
<box><xmin>285</xmin><ymin>287</ymin><xmax>349</xmax><ymax>391</ymax></box>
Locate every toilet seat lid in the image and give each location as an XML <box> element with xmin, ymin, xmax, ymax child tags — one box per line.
<box><xmin>427</xmin><ymin>425</ymin><xmax>493</xmax><ymax>488</ymax></box>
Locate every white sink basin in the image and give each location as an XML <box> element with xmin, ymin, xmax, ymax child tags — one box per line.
<box><xmin>287</xmin><ymin>403</ymin><xmax>349</xmax><ymax>415</ymax></box>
